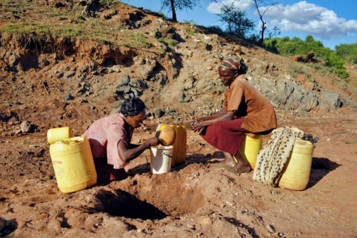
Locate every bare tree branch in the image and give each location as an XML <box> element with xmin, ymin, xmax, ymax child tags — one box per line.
<box><xmin>252</xmin><ymin>0</ymin><xmax>279</xmax><ymax>44</ymax></box>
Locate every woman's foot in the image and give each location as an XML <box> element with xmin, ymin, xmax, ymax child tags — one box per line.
<box><xmin>220</xmin><ymin>152</ymin><xmax>236</xmax><ymax>166</ymax></box>
<box><xmin>232</xmin><ymin>158</ymin><xmax>251</xmax><ymax>173</ymax></box>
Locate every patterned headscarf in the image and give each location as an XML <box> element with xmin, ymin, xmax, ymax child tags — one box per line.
<box><xmin>220</xmin><ymin>58</ymin><xmax>241</xmax><ymax>72</ymax></box>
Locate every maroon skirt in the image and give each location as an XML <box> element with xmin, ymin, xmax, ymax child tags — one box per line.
<box><xmin>200</xmin><ymin>118</ymin><xmax>250</xmax><ymax>155</ymax></box>
<box><xmin>94</xmin><ymin>158</ymin><xmax>128</xmax><ymax>183</ymax></box>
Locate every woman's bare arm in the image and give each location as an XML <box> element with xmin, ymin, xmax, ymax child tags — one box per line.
<box><xmin>117</xmin><ymin>137</ymin><xmax>162</xmax><ymax>163</ymax></box>
<box><xmin>192</xmin><ymin>110</ymin><xmax>235</xmax><ymax>132</ymax></box>
<box><xmin>197</xmin><ymin>109</ymin><xmax>227</xmax><ymax>121</ymax></box>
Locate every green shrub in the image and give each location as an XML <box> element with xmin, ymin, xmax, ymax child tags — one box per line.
<box><xmin>52</xmin><ymin>26</ymin><xmax>83</xmax><ymax>37</ymax></box>
<box><xmin>264</xmin><ymin>35</ymin><xmax>349</xmax><ymax>79</ymax></box>
<box><xmin>184</xmin><ymin>26</ymin><xmax>196</xmax><ymax>36</ymax></box>
<box><xmin>336</xmin><ymin>43</ymin><xmax>357</xmax><ymax>64</ymax></box>
<box><xmin>287</xmin><ymin>63</ymin><xmax>311</xmax><ymax>78</ymax></box>
<box><xmin>76</xmin><ymin>14</ymin><xmax>86</xmax><ymax>21</ymax></box>
<box><xmin>155</xmin><ymin>12</ymin><xmax>166</xmax><ymax>19</ymax></box>
<box><xmin>0</xmin><ymin>24</ymin><xmax>20</xmax><ymax>33</ymax></box>
<box><xmin>121</xmin><ymin>32</ymin><xmax>152</xmax><ymax>48</ymax></box>
<box><xmin>183</xmin><ymin>19</ymin><xmax>197</xmax><ymax>24</ymax></box>
<box><xmin>99</xmin><ymin>0</ymin><xmax>115</xmax><ymax>9</ymax></box>
<box><xmin>158</xmin><ymin>37</ymin><xmax>178</xmax><ymax>47</ymax></box>
<box><xmin>117</xmin><ymin>24</ymin><xmax>125</xmax><ymax>31</ymax></box>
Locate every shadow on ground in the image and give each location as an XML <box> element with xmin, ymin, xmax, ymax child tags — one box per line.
<box><xmin>85</xmin><ymin>189</ymin><xmax>167</xmax><ymax>220</ymax></box>
<box><xmin>128</xmin><ymin>151</ymin><xmax>225</xmax><ymax>175</ymax></box>
<box><xmin>307</xmin><ymin>157</ymin><xmax>340</xmax><ymax>188</ymax></box>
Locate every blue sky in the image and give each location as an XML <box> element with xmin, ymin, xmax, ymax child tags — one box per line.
<box><xmin>123</xmin><ymin>0</ymin><xmax>357</xmax><ymax>50</ymax></box>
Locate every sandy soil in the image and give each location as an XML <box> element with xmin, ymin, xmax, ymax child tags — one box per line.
<box><xmin>1</xmin><ymin>111</ymin><xmax>357</xmax><ymax>238</ymax></box>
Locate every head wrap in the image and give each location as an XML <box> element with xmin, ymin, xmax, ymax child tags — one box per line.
<box><xmin>220</xmin><ymin>58</ymin><xmax>241</xmax><ymax>72</ymax></box>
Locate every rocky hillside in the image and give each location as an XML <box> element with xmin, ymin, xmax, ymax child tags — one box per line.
<box><xmin>1</xmin><ymin>0</ymin><xmax>356</xmax><ymax>135</ymax></box>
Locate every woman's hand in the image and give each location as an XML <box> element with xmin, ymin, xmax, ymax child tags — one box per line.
<box><xmin>191</xmin><ymin>119</ymin><xmax>205</xmax><ymax>133</ymax></box>
<box><xmin>144</xmin><ymin>137</ymin><xmax>165</xmax><ymax>147</ymax></box>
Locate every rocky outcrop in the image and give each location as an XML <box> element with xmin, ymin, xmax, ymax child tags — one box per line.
<box><xmin>0</xmin><ymin>2</ymin><xmax>355</xmax><ymax>131</ymax></box>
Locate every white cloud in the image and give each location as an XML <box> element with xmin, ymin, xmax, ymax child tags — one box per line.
<box><xmin>261</xmin><ymin>1</ymin><xmax>357</xmax><ymax>39</ymax></box>
<box><xmin>207</xmin><ymin>1</ymin><xmax>357</xmax><ymax>40</ymax></box>
<box><xmin>206</xmin><ymin>0</ymin><xmax>253</xmax><ymax>14</ymax></box>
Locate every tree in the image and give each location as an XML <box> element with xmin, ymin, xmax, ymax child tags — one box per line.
<box><xmin>217</xmin><ymin>3</ymin><xmax>254</xmax><ymax>39</ymax></box>
<box><xmin>252</xmin><ymin>0</ymin><xmax>279</xmax><ymax>44</ymax></box>
<box><xmin>160</xmin><ymin>0</ymin><xmax>215</xmax><ymax>22</ymax></box>
<box><xmin>336</xmin><ymin>43</ymin><xmax>357</xmax><ymax>64</ymax></box>
<box><xmin>160</xmin><ymin>0</ymin><xmax>197</xmax><ymax>22</ymax></box>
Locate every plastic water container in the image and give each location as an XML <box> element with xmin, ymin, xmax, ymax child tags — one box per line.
<box><xmin>150</xmin><ymin>145</ymin><xmax>173</xmax><ymax>174</ymax></box>
<box><xmin>49</xmin><ymin>136</ymin><xmax>97</xmax><ymax>193</ymax></box>
<box><xmin>47</xmin><ymin>127</ymin><xmax>73</xmax><ymax>144</ymax></box>
<box><xmin>239</xmin><ymin>134</ymin><xmax>262</xmax><ymax>169</ymax></box>
<box><xmin>156</xmin><ymin>124</ymin><xmax>187</xmax><ymax>166</ymax></box>
<box><xmin>277</xmin><ymin>138</ymin><xmax>314</xmax><ymax>190</ymax></box>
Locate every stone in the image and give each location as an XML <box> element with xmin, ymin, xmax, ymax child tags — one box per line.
<box><xmin>298</xmin><ymin>92</ymin><xmax>318</xmax><ymax>111</ymax></box>
<box><xmin>129</xmin><ymin>79</ymin><xmax>145</xmax><ymax>89</ymax></box>
<box><xmin>153</xmin><ymin>108</ymin><xmax>164</xmax><ymax>118</ymax></box>
<box><xmin>295</xmin><ymin>109</ymin><xmax>311</xmax><ymax>118</ymax></box>
<box><xmin>139</xmin><ymin>66</ymin><xmax>154</xmax><ymax>80</ymax></box>
<box><xmin>64</xmin><ymin>95</ymin><xmax>74</xmax><ymax>101</ymax></box>
<box><xmin>266</xmin><ymin>224</ymin><xmax>276</xmax><ymax>233</ymax></box>
<box><xmin>120</xmin><ymin>85</ymin><xmax>131</xmax><ymax>94</ymax></box>
<box><xmin>117</xmin><ymin>75</ymin><xmax>130</xmax><ymax>87</ymax></box>
<box><xmin>80</xmin><ymin>65</ymin><xmax>89</xmax><ymax>73</ymax></box>
<box><xmin>155</xmin><ymin>73</ymin><xmax>166</xmax><ymax>85</ymax></box>
<box><xmin>130</xmin><ymin>88</ymin><xmax>140</xmax><ymax>97</ymax></box>
<box><xmin>319</xmin><ymin>89</ymin><xmax>342</xmax><ymax>109</ymax></box>
<box><xmin>178</xmin><ymin>93</ymin><xmax>186</xmax><ymax>102</ymax></box>
<box><xmin>20</xmin><ymin>121</ymin><xmax>33</xmax><ymax>133</ymax></box>
<box><xmin>165</xmin><ymin>109</ymin><xmax>176</xmax><ymax>116</ymax></box>
<box><xmin>111</xmin><ymin>100</ymin><xmax>124</xmax><ymax>111</ymax></box>
<box><xmin>9</xmin><ymin>55</ymin><xmax>18</xmax><ymax>67</ymax></box>
<box><xmin>110</xmin><ymin>65</ymin><xmax>121</xmax><ymax>73</ymax></box>
<box><xmin>61</xmin><ymin>66</ymin><xmax>70</xmax><ymax>71</ymax></box>
<box><xmin>56</xmin><ymin>72</ymin><xmax>64</xmax><ymax>79</ymax></box>
<box><xmin>198</xmin><ymin>216</ymin><xmax>212</xmax><ymax>226</ymax></box>
<box><xmin>65</xmin><ymin>71</ymin><xmax>76</xmax><ymax>79</ymax></box>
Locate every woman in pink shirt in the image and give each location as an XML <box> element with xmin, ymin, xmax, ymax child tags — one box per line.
<box><xmin>83</xmin><ymin>97</ymin><xmax>163</xmax><ymax>182</ymax></box>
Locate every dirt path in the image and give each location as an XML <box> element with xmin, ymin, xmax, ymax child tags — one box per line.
<box><xmin>1</xmin><ymin>112</ymin><xmax>357</xmax><ymax>237</ymax></box>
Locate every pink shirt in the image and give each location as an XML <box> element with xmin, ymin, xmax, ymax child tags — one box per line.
<box><xmin>82</xmin><ymin>113</ymin><xmax>133</xmax><ymax>169</ymax></box>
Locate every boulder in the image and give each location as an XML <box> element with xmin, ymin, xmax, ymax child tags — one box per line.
<box><xmin>117</xmin><ymin>75</ymin><xmax>130</xmax><ymax>87</ymax></box>
<box><xmin>153</xmin><ymin>108</ymin><xmax>164</xmax><ymax>118</ymax></box>
<box><xmin>20</xmin><ymin>121</ymin><xmax>33</xmax><ymax>133</ymax></box>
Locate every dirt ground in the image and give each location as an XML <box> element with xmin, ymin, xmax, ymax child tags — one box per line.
<box><xmin>1</xmin><ymin>110</ymin><xmax>357</xmax><ymax>238</ymax></box>
<box><xmin>1</xmin><ymin>1</ymin><xmax>357</xmax><ymax>237</ymax></box>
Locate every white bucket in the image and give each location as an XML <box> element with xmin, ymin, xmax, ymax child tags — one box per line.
<box><xmin>150</xmin><ymin>145</ymin><xmax>173</xmax><ymax>174</ymax></box>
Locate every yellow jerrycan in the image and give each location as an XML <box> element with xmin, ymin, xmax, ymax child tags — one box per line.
<box><xmin>156</xmin><ymin>124</ymin><xmax>187</xmax><ymax>166</ymax></box>
<box><xmin>277</xmin><ymin>138</ymin><xmax>314</xmax><ymax>190</ymax></box>
<box><xmin>239</xmin><ymin>134</ymin><xmax>262</xmax><ymax>169</ymax></box>
<box><xmin>47</xmin><ymin>127</ymin><xmax>73</xmax><ymax>144</ymax></box>
<box><xmin>49</xmin><ymin>136</ymin><xmax>97</xmax><ymax>193</ymax></box>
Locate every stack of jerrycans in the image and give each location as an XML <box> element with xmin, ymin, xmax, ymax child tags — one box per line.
<box><xmin>155</xmin><ymin>124</ymin><xmax>187</xmax><ymax>166</ymax></box>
